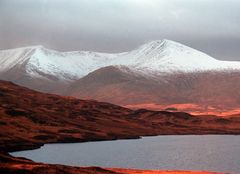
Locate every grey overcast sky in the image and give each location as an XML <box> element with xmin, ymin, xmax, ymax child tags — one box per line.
<box><xmin>0</xmin><ymin>0</ymin><xmax>239</xmax><ymax>60</ymax></box>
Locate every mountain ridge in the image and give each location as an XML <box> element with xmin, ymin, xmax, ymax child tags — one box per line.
<box><xmin>2</xmin><ymin>40</ymin><xmax>240</xmax><ymax>114</ymax></box>
<box><xmin>1</xmin><ymin>39</ymin><xmax>240</xmax><ymax>82</ymax></box>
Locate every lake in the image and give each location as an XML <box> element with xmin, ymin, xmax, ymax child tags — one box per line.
<box><xmin>11</xmin><ymin>135</ymin><xmax>240</xmax><ymax>173</ymax></box>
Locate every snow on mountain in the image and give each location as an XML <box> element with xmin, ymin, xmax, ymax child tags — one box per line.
<box><xmin>1</xmin><ymin>39</ymin><xmax>240</xmax><ymax>81</ymax></box>
<box><xmin>115</xmin><ymin>40</ymin><xmax>240</xmax><ymax>74</ymax></box>
<box><xmin>0</xmin><ymin>46</ymin><xmax>36</xmax><ymax>72</ymax></box>
<box><xmin>24</xmin><ymin>46</ymin><xmax>119</xmax><ymax>80</ymax></box>
<box><xmin>0</xmin><ymin>45</ymin><xmax>119</xmax><ymax>81</ymax></box>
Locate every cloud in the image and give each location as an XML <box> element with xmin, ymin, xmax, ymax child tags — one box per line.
<box><xmin>0</xmin><ymin>0</ymin><xmax>239</xmax><ymax>60</ymax></box>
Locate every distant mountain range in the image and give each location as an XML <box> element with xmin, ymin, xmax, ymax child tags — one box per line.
<box><xmin>1</xmin><ymin>39</ymin><xmax>240</xmax><ymax>115</ymax></box>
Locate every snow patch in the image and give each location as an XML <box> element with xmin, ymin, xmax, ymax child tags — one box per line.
<box><xmin>1</xmin><ymin>39</ymin><xmax>240</xmax><ymax>81</ymax></box>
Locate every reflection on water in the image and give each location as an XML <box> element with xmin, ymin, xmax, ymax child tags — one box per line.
<box><xmin>11</xmin><ymin>135</ymin><xmax>240</xmax><ymax>173</ymax></box>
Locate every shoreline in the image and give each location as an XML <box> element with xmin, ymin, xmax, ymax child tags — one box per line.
<box><xmin>6</xmin><ymin>132</ymin><xmax>240</xmax><ymax>153</ymax></box>
<box><xmin>1</xmin><ymin>80</ymin><xmax>240</xmax><ymax>174</ymax></box>
<box><xmin>9</xmin><ymin>133</ymin><xmax>240</xmax><ymax>154</ymax></box>
<box><xmin>7</xmin><ymin>134</ymin><xmax>240</xmax><ymax>174</ymax></box>
<box><xmin>0</xmin><ymin>153</ymin><xmax>225</xmax><ymax>174</ymax></box>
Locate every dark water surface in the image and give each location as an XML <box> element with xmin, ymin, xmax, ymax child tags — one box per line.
<box><xmin>11</xmin><ymin>135</ymin><xmax>240</xmax><ymax>173</ymax></box>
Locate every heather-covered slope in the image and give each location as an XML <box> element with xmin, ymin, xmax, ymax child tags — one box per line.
<box><xmin>1</xmin><ymin>80</ymin><xmax>240</xmax><ymax>153</ymax></box>
<box><xmin>66</xmin><ymin>67</ymin><xmax>240</xmax><ymax>114</ymax></box>
<box><xmin>0</xmin><ymin>80</ymin><xmax>239</xmax><ymax>174</ymax></box>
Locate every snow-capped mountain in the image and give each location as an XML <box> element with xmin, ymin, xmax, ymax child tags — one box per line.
<box><xmin>0</xmin><ymin>45</ymin><xmax>118</xmax><ymax>81</ymax></box>
<box><xmin>119</xmin><ymin>40</ymin><xmax>240</xmax><ymax>73</ymax></box>
<box><xmin>1</xmin><ymin>39</ymin><xmax>240</xmax><ymax>82</ymax></box>
<box><xmin>1</xmin><ymin>39</ymin><xmax>240</xmax><ymax>114</ymax></box>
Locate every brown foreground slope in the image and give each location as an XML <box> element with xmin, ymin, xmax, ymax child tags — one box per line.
<box><xmin>0</xmin><ymin>153</ymin><xmax>224</xmax><ymax>174</ymax></box>
<box><xmin>0</xmin><ymin>80</ymin><xmax>239</xmax><ymax>174</ymax></box>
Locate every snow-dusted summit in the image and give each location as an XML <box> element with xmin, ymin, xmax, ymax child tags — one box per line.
<box><xmin>116</xmin><ymin>40</ymin><xmax>240</xmax><ymax>73</ymax></box>
<box><xmin>0</xmin><ymin>45</ymin><xmax>118</xmax><ymax>80</ymax></box>
<box><xmin>1</xmin><ymin>39</ymin><xmax>240</xmax><ymax>81</ymax></box>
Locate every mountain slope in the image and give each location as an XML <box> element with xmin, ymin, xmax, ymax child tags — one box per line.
<box><xmin>1</xmin><ymin>40</ymin><xmax>240</xmax><ymax>114</ymax></box>
<box><xmin>1</xmin><ymin>39</ymin><xmax>240</xmax><ymax>83</ymax></box>
<box><xmin>66</xmin><ymin>66</ymin><xmax>163</xmax><ymax>104</ymax></box>
<box><xmin>0</xmin><ymin>45</ymin><xmax>118</xmax><ymax>93</ymax></box>
<box><xmin>66</xmin><ymin>66</ymin><xmax>240</xmax><ymax>115</ymax></box>
<box><xmin>0</xmin><ymin>45</ymin><xmax>118</xmax><ymax>80</ymax></box>
<box><xmin>109</xmin><ymin>40</ymin><xmax>240</xmax><ymax>74</ymax></box>
<box><xmin>2</xmin><ymin>80</ymin><xmax>236</xmax><ymax>174</ymax></box>
<box><xmin>1</xmin><ymin>80</ymin><xmax>240</xmax><ymax>153</ymax></box>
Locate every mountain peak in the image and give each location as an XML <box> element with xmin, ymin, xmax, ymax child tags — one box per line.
<box><xmin>127</xmin><ymin>39</ymin><xmax>196</xmax><ymax>63</ymax></box>
<box><xmin>1</xmin><ymin>39</ymin><xmax>240</xmax><ymax>82</ymax></box>
<box><xmin>13</xmin><ymin>45</ymin><xmax>45</xmax><ymax>51</ymax></box>
<box><xmin>147</xmin><ymin>39</ymin><xmax>172</xmax><ymax>45</ymax></box>
<box><xmin>30</xmin><ymin>45</ymin><xmax>44</xmax><ymax>49</ymax></box>
<box><xmin>141</xmin><ymin>39</ymin><xmax>166</xmax><ymax>48</ymax></box>
<box><xmin>142</xmin><ymin>39</ymin><xmax>192</xmax><ymax>50</ymax></box>
<box><xmin>135</xmin><ymin>39</ymin><xmax>191</xmax><ymax>55</ymax></box>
